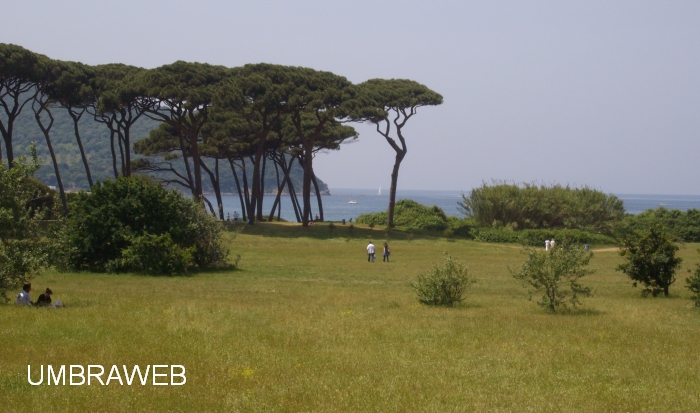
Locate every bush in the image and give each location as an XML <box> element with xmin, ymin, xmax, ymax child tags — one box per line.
<box><xmin>357</xmin><ymin>200</ymin><xmax>449</xmax><ymax>231</ymax></box>
<box><xmin>620</xmin><ymin>207</ymin><xmax>700</xmax><ymax>242</ymax></box>
<box><xmin>58</xmin><ymin>176</ymin><xmax>229</xmax><ymax>274</ymax></box>
<box><xmin>0</xmin><ymin>239</ymin><xmax>49</xmax><ymax>303</ymax></box>
<box><xmin>510</xmin><ymin>243</ymin><xmax>594</xmax><ymax>312</ymax></box>
<box><xmin>0</xmin><ymin>145</ymin><xmax>51</xmax><ymax>302</ymax></box>
<box><xmin>107</xmin><ymin>233</ymin><xmax>195</xmax><ymax>275</ymax></box>
<box><xmin>472</xmin><ymin>227</ymin><xmax>615</xmax><ymax>246</ymax></box>
<box><xmin>447</xmin><ymin>216</ymin><xmax>474</xmax><ymax>237</ymax></box>
<box><xmin>355</xmin><ymin>211</ymin><xmax>387</xmax><ymax>227</ymax></box>
<box><xmin>411</xmin><ymin>253</ymin><xmax>475</xmax><ymax>306</ymax></box>
<box><xmin>617</xmin><ymin>224</ymin><xmax>681</xmax><ymax>297</ymax></box>
<box><xmin>687</xmin><ymin>257</ymin><xmax>700</xmax><ymax>307</ymax></box>
<box><xmin>459</xmin><ymin>182</ymin><xmax>625</xmax><ymax>235</ymax></box>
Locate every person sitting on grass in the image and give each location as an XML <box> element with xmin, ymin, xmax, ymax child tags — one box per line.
<box><xmin>16</xmin><ymin>283</ymin><xmax>32</xmax><ymax>306</ymax></box>
<box><xmin>36</xmin><ymin>288</ymin><xmax>53</xmax><ymax>307</ymax></box>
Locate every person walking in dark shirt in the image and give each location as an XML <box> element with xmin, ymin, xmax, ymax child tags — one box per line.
<box><xmin>383</xmin><ymin>242</ymin><xmax>390</xmax><ymax>262</ymax></box>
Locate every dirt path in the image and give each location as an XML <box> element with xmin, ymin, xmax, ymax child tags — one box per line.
<box><xmin>504</xmin><ymin>245</ymin><xmax>619</xmax><ymax>252</ymax></box>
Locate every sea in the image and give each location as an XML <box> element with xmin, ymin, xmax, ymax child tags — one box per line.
<box><xmin>207</xmin><ymin>189</ymin><xmax>700</xmax><ymax>222</ymax></box>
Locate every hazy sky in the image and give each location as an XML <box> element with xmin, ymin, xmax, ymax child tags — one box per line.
<box><xmin>3</xmin><ymin>1</ymin><xmax>699</xmax><ymax>194</ymax></box>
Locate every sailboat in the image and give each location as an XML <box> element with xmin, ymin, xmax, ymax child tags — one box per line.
<box><xmin>378</xmin><ymin>186</ymin><xmax>382</xmax><ymax>196</ymax></box>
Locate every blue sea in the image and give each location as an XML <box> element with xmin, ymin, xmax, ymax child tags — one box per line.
<box><xmin>207</xmin><ymin>190</ymin><xmax>700</xmax><ymax>222</ymax></box>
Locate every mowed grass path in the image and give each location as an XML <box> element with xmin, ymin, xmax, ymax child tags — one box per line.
<box><xmin>1</xmin><ymin>222</ymin><xmax>700</xmax><ymax>412</ymax></box>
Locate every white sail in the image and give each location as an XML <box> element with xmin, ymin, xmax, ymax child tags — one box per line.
<box><xmin>378</xmin><ymin>186</ymin><xmax>382</xmax><ymax>195</ymax></box>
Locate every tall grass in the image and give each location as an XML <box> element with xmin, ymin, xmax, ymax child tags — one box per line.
<box><xmin>1</xmin><ymin>222</ymin><xmax>699</xmax><ymax>412</ymax></box>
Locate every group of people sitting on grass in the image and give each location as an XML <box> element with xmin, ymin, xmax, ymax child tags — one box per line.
<box><xmin>15</xmin><ymin>283</ymin><xmax>63</xmax><ymax>308</ymax></box>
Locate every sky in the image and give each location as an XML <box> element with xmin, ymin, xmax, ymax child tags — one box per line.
<box><xmin>3</xmin><ymin>0</ymin><xmax>699</xmax><ymax>194</ymax></box>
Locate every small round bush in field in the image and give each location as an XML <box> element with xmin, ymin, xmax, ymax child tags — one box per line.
<box><xmin>411</xmin><ymin>253</ymin><xmax>475</xmax><ymax>306</ymax></box>
<box><xmin>511</xmin><ymin>243</ymin><xmax>593</xmax><ymax>311</ymax></box>
<box><xmin>617</xmin><ymin>224</ymin><xmax>681</xmax><ymax>297</ymax></box>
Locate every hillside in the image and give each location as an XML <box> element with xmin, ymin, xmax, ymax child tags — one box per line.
<box><xmin>7</xmin><ymin>107</ymin><xmax>327</xmax><ymax>193</ymax></box>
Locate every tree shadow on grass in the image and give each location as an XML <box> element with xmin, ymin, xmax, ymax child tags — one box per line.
<box><xmin>187</xmin><ymin>263</ymin><xmax>239</xmax><ymax>276</ymax></box>
<box><xmin>411</xmin><ymin>301</ymin><xmax>482</xmax><ymax>310</ymax></box>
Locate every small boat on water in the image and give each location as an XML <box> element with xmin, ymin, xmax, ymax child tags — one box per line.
<box><xmin>348</xmin><ymin>200</ymin><xmax>358</xmax><ymax>204</ymax></box>
<box><xmin>378</xmin><ymin>186</ymin><xmax>382</xmax><ymax>195</ymax></box>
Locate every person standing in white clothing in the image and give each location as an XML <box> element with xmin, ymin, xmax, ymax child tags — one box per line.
<box><xmin>550</xmin><ymin>239</ymin><xmax>556</xmax><ymax>250</ymax></box>
<box><xmin>367</xmin><ymin>241</ymin><xmax>376</xmax><ymax>262</ymax></box>
<box><xmin>545</xmin><ymin>239</ymin><xmax>551</xmax><ymax>251</ymax></box>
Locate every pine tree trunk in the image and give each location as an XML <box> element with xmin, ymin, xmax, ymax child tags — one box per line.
<box><xmin>312</xmin><ymin>170</ymin><xmax>324</xmax><ymax>222</ymax></box>
<box><xmin>34</xmin><ymin>102</ymin><xmax>67</xmax><ymax>214</ymax></box>
<box><xmin>229</xmin><ymin>158</ymin><xmax>247</xmax><ymax>222</ymax></box>
<box><xmin>387</xmin><ymin>150</ymin><xmax>406</xmax><ymax>228</ymax></box>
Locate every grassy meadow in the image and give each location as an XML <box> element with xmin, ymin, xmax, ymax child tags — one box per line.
<box><xmin>1</xmin><ymin>222</ymin><xmax>700</xmax><ymax>412</ymax></box>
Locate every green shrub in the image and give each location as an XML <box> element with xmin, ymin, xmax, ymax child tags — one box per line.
<box><xmin>447</xmin><ymin>216</ymin><xmax>474</xmax><ymax>237</ymax></box>
<box><xmin>108</xmin><ymin>233</ymin><xmax>194</xmax><ymax>275</ymax></box>
<box><xmin>687</xmin><ymin>256</ymin><xmax>700</xmax><ymax>307</ymax></box>
<box><xmin>459</xmin><ymin>182</ymin><xmax>625</xmax><ymax>235</ymax></box>
<box><xmin>472</xmin><ymin>227</ymin><xmax>616</xmax><ymax>246</ymax></box>
<box><xmin>357</xmin><ymin>200</ymin><xmax>449</xmax><ymax>231</ymax></box>
<box><xmin>0</xmin><ymin>145</ymin><xmax>51</xmax><ymax>302</ymax></box>
<box><xmin>617</xmin><ymin>224</ymin><xmax>682</xmax><ymax>297</ymax></box>
<box><xmin>58</xmin><ymin>176</ymin><xmax>229</xmax><ymax>274</ymax></box>
<box><xmin>0</xmin><ymin>239</ymin><xmax>49</xmax><ymax>303</ymax></box>
<box><xmin>355</xmin><ymin>211</ymin><xmax>387</xmax><ymax>227</ymax></box>
<box><xmin>510</xmin><ymin>243</ymin><xmax>594</xmax><ymax>312</ymax></box>
<box><xmin>620</xmin><ymin>207</ymin><xmax>700</xmax><ymax>242</ymax></box>
<box><xmin>443</xmin><ymin>228</ymin><xmax>454</xmax><ymax>240</ymax></box>
<box><xmin>411</xmin><ymin>253</ymin><xmax>475</xmax><ymax>306</ymax></box>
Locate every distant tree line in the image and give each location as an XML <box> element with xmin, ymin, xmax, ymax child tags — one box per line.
<box><xmin>0</xmin><ymin>44</ymin><xmax>442</xmax><ymax>227</ymax></box>
<box><xmin>8</xmin><ymin>110</ymin><xmax>324</xmax><ymax>204</ymax></box>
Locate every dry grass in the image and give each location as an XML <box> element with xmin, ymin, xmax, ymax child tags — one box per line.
<box><xmin>1</xmin><ymin>222</ymin><xmax>699</xmax><ymax>412</ymax></box>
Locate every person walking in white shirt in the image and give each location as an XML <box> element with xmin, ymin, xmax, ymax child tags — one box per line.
<box><xmin>367</xmin><ymin>241</ymin><xmax>376</xmax><ymax>263</ymax></box>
